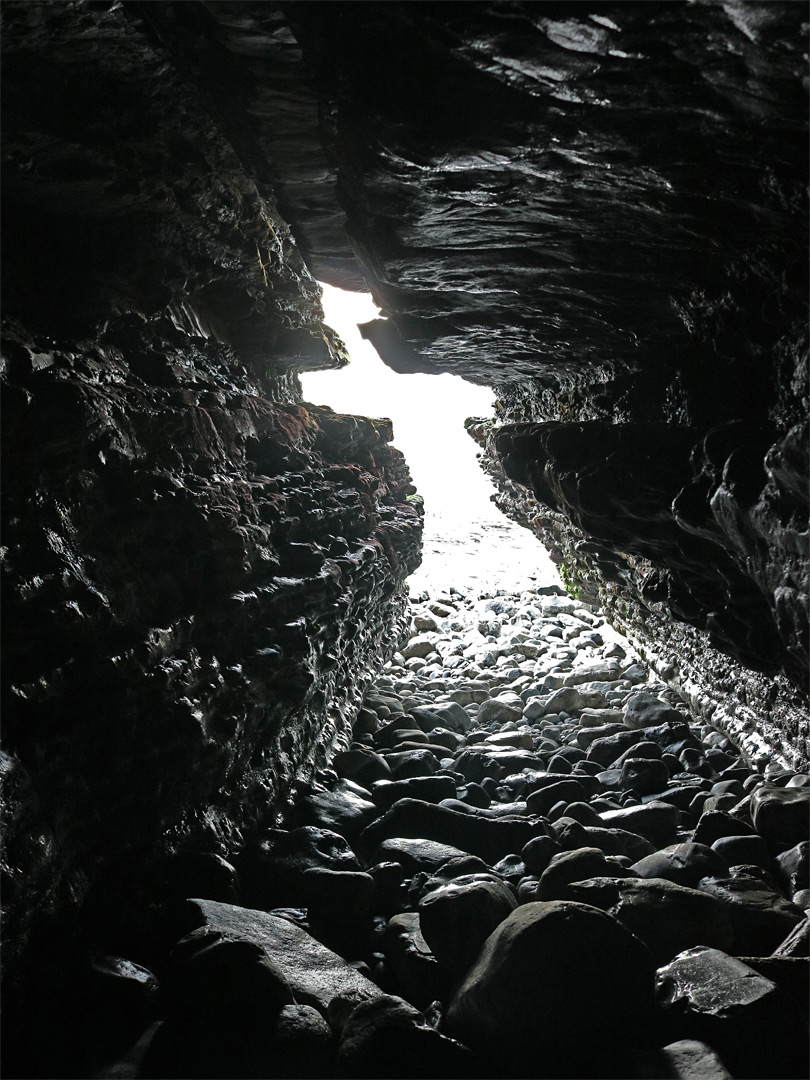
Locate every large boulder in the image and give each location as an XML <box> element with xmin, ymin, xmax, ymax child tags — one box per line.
<box><xmin>358</xmin><ymin>798</ymin><xmax>547</xmax><ymax>866</ymax></box>
<box><xmin>445</xmin><ymin>901</ymin><xmax>655</xmax><ymax>1077</ymax></box>
<box><xmin>656</xmin><ymin>947</ymin><xmax>808</xmax><ymax>1079</ymax></box>
<box><xmin>750</xmin><ymin>786</ymin><xmax>810</xmax><ymax>849</ymax></box>
<box><xmin>178</xmin><ymin>899</ymin><xmax>384</xmax><ymax>1016</ymax></box>
<box><xmin>555</xmin><ymin>877</ymin><xmax>734</xmax><ymax>967</ymax></box>
<box><xmin>418</xmin><ymin>874</ymin><xmax>518</xmax><ymax>976</ymax></box>
<box><xmin>336</xmin><ymin>995</ymin><xmax>474</xmax><ymax>1079</ymax></box>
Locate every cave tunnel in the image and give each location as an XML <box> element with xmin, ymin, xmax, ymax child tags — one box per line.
<box><xmin>1</xmin><ymin>3</ymin><xmax>808</xmax><ymax>1078</ymax></box>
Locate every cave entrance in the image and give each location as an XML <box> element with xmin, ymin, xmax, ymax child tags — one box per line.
<box><xmin>300</xmin><ymin>284</ymin><xmax>559</xmax><ymax>593</ymax></box>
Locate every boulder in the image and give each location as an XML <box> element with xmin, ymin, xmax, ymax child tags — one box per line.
<box><xmin>656</xmin><ymin>947</ymin><xmax>807</xmax><ymax>1079</ymax></box>
<box><xmin>711</xmin><ymin>834</ymin><xmax>772</xmax><ymax>871</ymax></box>
<box><xmin>418</xmin><ymin>874</ymin><xmax>518</xmax><ymax>976</ymax></box>
<box><xmin>370</xmin><ymin>775</ymin><xmax>457</xmax><ymax>814</ymax></box>
<box><xmin>623</xmin><ymin>692</ymin><xmax>684</xmax><ymax>729</ymax></box>
<box><xmin>336</xmin><ymin>995</ymin><xmax>474</xmax><ymax>1079</ymax></box>
<box><xmin>382</xmin><ymin>913</ymin><xmax>448</xmax><ymax>1008</ymax></box>
<box><xmin>446</xmin><ymin>901</ymin><xmax>655</xmax><ymax>1077</ymax></box>
<box><xmin>358</xmin><ymin>798</ymin><xmax>547</xmax><ymax>866</ymax></box>
<box><xmin>598</xmin><ymin>801</ymin><xmax>681</xmax><ymax>846</ymax></box>
<box><xmin>555</xmin><ymin>876</ymin><xmax>734</xmax><ymax>967</ymax></box>
<box><xmin>554</xmin><ymin>820</ymin><xmax>654</xmax><ymax>862</ymax></box>
<box><xmin>526</xmin><ymin>778</ymin><xmax>589</xmax><ymax>817</ymax></box>
<box><xmin>620</xmin><ymin>757</ymin><xmax>671</xmax><ymax>795</ymax></box>
<box><xmin>179</xmin><ymin>899</ymin><xmax>384</xmax><ymax>1015</ymax></box>
<box><xmin>639</xmin><ymin>1039</ymin><xmax>733</xmax><ymax>1080</ymax></box>
<box><xmin>631</xmin><ymin>843</ymin><xmax>730</xmax><ymax>889</ymax></box>
<box><xmin>534</xmin><ymin>847</ymin><xmax>638</xmax><ymax>901</ymax></box>
<box><xmin>297</xmin><ymin>780</ymin><xmax>378</xmax><ymax>841</ymax></box>
<box><xmin>697</xmin><ymin>874</ymin><xmax>805</xmax><ymax>955</ymax></box>
<box><xmin>692</xmin><ymin>809</ymin><xmax>756</xmax><ymax>848</ymax></box>
<box><xmin>773</xmin><ymin>841</ymin><xmax>809</xmax><ymax>900</ymax></box>
<box><xmin>237</xmin><ymin>827</ymin><xmax>361</xmax><ymax>910</ymax></box>
<box><xmin>372</xmin><ymin>838</ymin><xmax>477</xmax><ymax>876</ymax></box>
<box><xmin>751</xmin><ymin>786</ymin><xmax>810</xmax><ymax>849</ymax></box>
<box><xmin>476</xmin><ymin>698</ymin><xmax>524</xmax><ymax>724</ymax></box>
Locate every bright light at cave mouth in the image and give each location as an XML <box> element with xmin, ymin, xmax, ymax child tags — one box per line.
<box><xmin>300</xmin><ymin>283</ymin><xmax>560</xmax><ymax>592</ymax></box>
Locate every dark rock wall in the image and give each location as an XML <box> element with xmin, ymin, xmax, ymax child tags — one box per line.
<box><xmin>1</xmin><ymin>0</ymin><xmax>421</xmax><ymax>976</ymax></box>
<box><xmin>279</xmin><ymin>2</ymin><xmax>808</xmax><ymax>754</ymax></box>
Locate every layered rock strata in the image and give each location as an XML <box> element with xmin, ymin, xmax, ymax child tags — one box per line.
<box><xmin>1</xmin><ymin>0</ymin><xmax>421</xmax><ymax>978</ymax></box>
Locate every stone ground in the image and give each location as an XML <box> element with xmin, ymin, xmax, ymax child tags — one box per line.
<box><xmin>9</xmin><ymin>585</ymin><xmax>809</xmax><ymax>1080</ymax></box>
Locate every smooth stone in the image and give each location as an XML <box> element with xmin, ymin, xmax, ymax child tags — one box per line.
<box><xmin>358</xmin><ymin>798</ymin><xmax>547</xmax><ymax>866</ymax></box>
<box><xmin>623</xmin><ymin>692</ymin><xmax>684</xmax><ymax>729</ymax></box>
<box><xmin>179</xmin><ymin>900</ymin><xmax>383</xmax><ymax>1016</ymax></box>
<box><xmin>586</xmin><ymin>729</ymin><xmax>645</xmax><ymax>767</ymax></box>
<box><xmin>453</xmin><ymin>748</ymin><xmax>505</xmax><ymax>784</ymax></box>
<box><xmin>559</xmin><ymin>800</ymin><xmax>603</xmax><ymax>827</ymax></box>
<box><xmin>750</xmin><ymin>785</ymin><xmax>810</xmax><ymax>848</ymax></box>
<box><xmin>609</xmin><ymin>739</ymin><xmax>663</xmax><ymax>767</ymax></box>
<box><xmin>692</xmin><ymin>809</ymin><xmax>756</xmax><ymax>847</ymax></box>
<box><xmin>237</xmin><ymin>827</ymin><xmax>361</xmax><ymax>910</ymax></box>
<box><xmin>425</xmin><ymin>727</ymin><xmax>462</xmax><ymax>752</ymax></box>
<box><xmin>333</xmin><ymin>747</ymin><xmax>392</xmax><ymax>786</ymax></box>
<box><xmin>445</xmin><ymin>901</ymin><xmax>654</xmax><ymax>1077</ymax></box>
<box><xmin>374</xmin><ymin>714</ymin><xmax>423</xmax><ymax>748</ymax></box>
<box><xmin>418</xmin><ymin>874</ymin><xmax>518</xmax><ymax>976</ymax></box>
<box><xmin>483</xmin><ymin>729</ymin><xmax>534</xmax><ymax>750</ymax></box>
<box><xmin>773</xmin><ymin>841</ymin><xmax>809</xmax><ymax>899</ymax></box>
<box><xmin>562</xmin><ymin>661</ymin><xmax>622</xmax><ymax>686</ymax></box>
<box><xmin>370</xmin><ymin>775</ymin><xmax>457</xmax><ymax>814</ymax></box>
<box><xmin>411</xmin><ymin>702</ymin><xmax>473</xmax><ymax>735</ymax></box>
<box><xmin>711</xmin><ymin>834</ymin><xmax>772</xmax><ymax>872</ymax></box>
<box><xmin>336</xmin><ymin>995</ymin><xmax>473</xmax><ymax>1080</ymax></box>
<box><xmin>401</xmin><ymin>636</ymin><xmax>436</xmax><ymax>660</ymax></box>
<box><xmin>489</xmin><ymin>854</ymin><xmax>527</xmax><ymax>885</ymax></box>
<box><xmin>578</xmin><ymin>708</ymin><xmax>626</xmax><ymax>727</ymax></box>
<box><xmin>526</xmin><ymin>778</ymin><xmax>588</xmax><ymax>817</ymax></box>
<box><xmin>380</xmin><ymin>748</ymin><xmax>439</xmax><ymax>778</ymax></box>
<box><xmin>382</xmin><ymin>913</ymin><xmax>448</xmax><ymax>1008</ymax></box>
<box><xmin>598</xmin><ymin>801</ymin><xmax>681</xmax><ymax>846</ymax></box>
<box><xmin>268</xmin><ymin>1004</ymin><xmax>335</xmax><ymax>1079</ymax></box>
<box><xmin>655</xmin><ymin>947</ymin><xmax>807</xmax><ymax>1080</ymax></box>
<box><xmin>372</xmin><ymin>838</ymin><xmax>475</xmax><ymax>875</ymax></box>
<box><xmin>521</xmin><ymin>834</ymin><xmax>563</xmax><ymax>876</ymax></box>
<box><xmin>554</xmin><ymin>820</ymin><xmax>654</xmax><ymax>861</ymax></box>
<box><xmin>631</xmin><ymin>843</ymin><xmax>730</xmax><ymax>889</ymax></box>
<box><xmin>297</xmin><ymin>780</ymin><xmax>378</xmax><ymax>841</ymax></box>
<box><xmin>555</xmin><ymin>876</ymin><xmax>734</xmax><ymax>968</ymax></box>
<box><xmin>639</xmin><ymin>1039</ymin><xmax>733</xmax><ymax>1080</ymax></box>
<box><xmin>697</xmin><ymin>874</ymin><xmax>805</xmax><ymax>955</ymax></box>
<box><xmin>620</xmin><ymin>757</ymin><xmax>671</xmax><ymax>795</ymax></box>
<box><xmin>535</xmin><ymin>847</ymin><xmax>638</xmax><ymax>901</ymax></box>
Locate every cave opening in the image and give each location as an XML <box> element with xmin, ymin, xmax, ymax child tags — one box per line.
<box><xmin>301</xmin><ymin>282</ymin><xmax>560</xmax><ymax>593</ymax></box>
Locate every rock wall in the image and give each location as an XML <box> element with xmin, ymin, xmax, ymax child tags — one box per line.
<box><xmin>0</xmin><ymin>0</ymin><xmax>421</xmax><ymax>976</ymax></box>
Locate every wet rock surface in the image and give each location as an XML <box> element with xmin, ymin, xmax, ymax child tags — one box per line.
<box><xmin>5</xmin><ymin>585</ymin><xmax>807</xmax><ymax>1078</ymax></box>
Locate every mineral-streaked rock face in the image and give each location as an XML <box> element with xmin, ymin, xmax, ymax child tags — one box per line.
<box><xmin>1</xmin><ymin>0</ymin><xmax>807</xmax><ymax>978</ymax></box>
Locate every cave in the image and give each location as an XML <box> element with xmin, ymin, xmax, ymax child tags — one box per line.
<box><xmin>1</xmin><ymin>3</ymin><xmax>808</xmax><ymax>1078</ymax></box>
